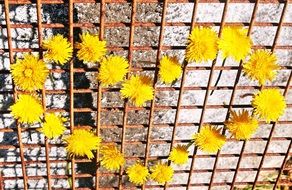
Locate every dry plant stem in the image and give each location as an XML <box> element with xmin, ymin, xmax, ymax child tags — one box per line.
<box><xmin>210</xmin><ymin>58</ymin><xmax>227</xmax><ymax>95</ymax></box>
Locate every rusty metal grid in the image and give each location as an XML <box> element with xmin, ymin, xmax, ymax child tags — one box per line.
<box><xmin>0</xmin><ymin>0</ymin><xmax>291</xmax><ymax>189</ymax></box>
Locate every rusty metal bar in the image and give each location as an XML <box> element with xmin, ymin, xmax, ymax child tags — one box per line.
<box><xmin>252</xmin><ymin>1</ymin><xmax>290</xmax><ymax>189</ymax></box>
<box><xmin>0</xmin><ymin>0</ymin><xmax>291</xmax><ymax>189</ymax></box>
<box><xmin>252</xmin><ymin>71</ymin><xmax>292</xmax><ymax>189</ymax></box>
<box><xmin>0</xmin><ymin>137</ymin><xmax>291</xmax><ymax>148</ymax></box>
<box><xmin>273</xmin><ymin>140</ymin><xmax>292</xmax><ymax>190</ymax></box>
<box><xmin>229</xmin><ymin>1</ymin><xmax>261</xmax><ymax>189</ymax></box>
<box><xmin>1</xmin><ymin>122</ymin><xmax>292</xmax><ymax>133</ymax></box>
<box><xmin>0</xmin><ymin>85</ymin><xmax>291</xmax><ymax>96</ymax></box>
<box><xmin>68</xmin><ymin>0</ymin><xmax>76</xmax><ymax>189</ymax></box>
<box><xmin>3</xmin><ymin>21</ymin><xmax>292</xmax><ymax>29</ymax></box>
<box><xmin>143</xmin><ymin>1</ymin><xmax>168</xmax><ymax>185</ymax></box>
<box><xmin>95</xmin><ymin>0</ymin><xmax>106</xmax><ymax>189</ymax></box>
<box><xmin>0</xmin><ymin>45</ymin><xmax>291</xmax><ymax>55</ymax></box>
<box><xmin>36</xmin><ymin>0</ymin><xmax>52</xmax><ymax>189</ymax></box>
<box><xmin>3</xmin><ymin>0</ymin><xmax>28</xmax><ymax>189</ymax></box>
<box><xmin>118</xmin><ymin>0</ymin><xmax>137</xmax><ymax>189</ymax></box>
<box><xmin>209</xmin><ymin>0</ymin><xmax>260</xmax><ymax>189</ymax></box>
<box><xmin>2</xmin><ymin>0</ymin><xmax>289</xmax><ymax>4</ymax></box>
<box><xmin>163</xmin><ymin>0</ymin><xmax>199</xmax><ymax>189</ymax></box>
<box><xmin>186</xmin><ymin>0</ymin><xmax>230</xmax><ymax>188</ymax></box>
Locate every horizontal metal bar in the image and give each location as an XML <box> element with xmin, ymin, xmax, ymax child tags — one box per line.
<box><xmin>1</xmin><ymin>173</ymin><xmax>291</xmax><ymax>187</ymax></box>
<box><xmin>2</xmin><ymin>102</ymin><xmax>292</xmax><ymax>113</ymax></box>
<box><xmin>1</xmin><ymin>22</ymin><xmax>292</xmax><ymax>29</ymax></box>
<box><xmin>1</xmin><ymin>46</ymin><xmax>292</xmax><ymax>55</ymax></box>
<box><xmin>1</xmin><ymin>138</ymin><xmax>291</xmax><ymax>149</ymax></box>
<box><xmin>1</xmin><ymin>0</ymin><xmax>289</xmax><ymax>5</ymax></box>
<box><xmin>0</xmin><ymin>66</ymin><xmax>291</xmax><ymax>75</ymax></box>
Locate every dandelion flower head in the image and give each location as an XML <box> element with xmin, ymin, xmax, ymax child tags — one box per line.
<box><xmin>11</xmin><ymin>54</ymin><xmax>48</xmax><ymax>91</ymax></box>
<box><xmin>150</xmin><ymin>162</ymin><xmax>173</xmax><ymax>184</ymax></box>
<box><xmin>168</xmin><ymin>144</ymin><xmax>189</xmax><ymax>165</ymax></box>
<box><xmin>43</xmin><ymin>34</ymin><xmax>73</xmax><ymax>65</ymax></box>
<box><xmin>126</xmin><ymin>162</ymin><xmax>149</xmax><ymax>185</ymax></box>
<box><xmin>159</xmin><ymin>56</ymin><xmax>182</xmax><ymax>84</ymax></box>
<box><xmin>100</xmin><ymin>144</ymin><xmax>125</xmax><ymax>171</ymax></box>
<box><xmin>243</xmin><ymin>50</ymin><xmax>279</xmax><ymax>85</ymax></box>
<box><xmin>186</xmin><ymin>27</ymin><xmax>218</xmax><ymax>63</ymax></box>
<box><xmin>120</xmin><ymin>75</ymin><xmax>154</xmax><ymax>106</ymax></box>
<box><xmin>225</xmin><ymin>110</ymin><xmax>258</xmax><ymax>140</ymax></box>
<box><xmin>192</xmin><ymin>125</ymin><xmax>226</xmax><ymax>153</ymax></box>
<box><xmin>98</xmin><ymin>55</ymin><xmax>129</xmax><ymax>85</ymax></box>
<box><xmin>40</xmin><ymin>113</ymin><xmax>66</xmax><ymax>139</ymax></box>
<box><xmin>10</xmin><ymin>94</ymin><xmax>44</xmax><ymax>124</ymax></box>
<box><xmin>64</xmin><ymin>129</ymin><xmax>101</xmax><ymax>159</ymax></box>
<box><xmin>218</xmin><ymin>27</ymin><xmax>252</xmax><ymax>61</ymax></box>
<box><xmin>252</xmin><ymin>89</ymin><xmax>286</xmax><ymax>122</ymax></box>
<box><xmin>76</xmin><ymin>33</ymin><xmax>107</xmax><ymax>63</ymax></box>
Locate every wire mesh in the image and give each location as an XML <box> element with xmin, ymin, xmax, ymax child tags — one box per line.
<box><xmin>0</xmin><ymin>0</ymin><xmax>291</xmax><ymax>189</ymax></box>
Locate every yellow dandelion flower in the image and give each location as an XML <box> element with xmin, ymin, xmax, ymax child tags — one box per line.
<box><xmin>11</xmin><ymin>54</ymin><xmax>48</xmax><ymax>91</ymax></box>
<box><xmin>192</xmin><ymin>125</ymin><xmax>226</xmax><ymax>153</ymax></box>
<box><xmin>40</xmin><ymin>113</ymin><xmax>66</xmax><ymax>139</ymax></box>
<box><xmin>76</xmin><ymin>33</ymin><xmax>107</xmax><ymax>63</ymax></box>
<box><xmin>168</xmin><ymin>144</ymin><xmax>189</xmax><ymax>165</ymax></box>
<box><xmin>243</xmin><ymin>50</ymin><xmax>279</xmax><ymax>85</ymax></box>
<box><xmin>120</xmin><ymin>75</ymin><xmax>154</xmax><ymax>106</ymax></box>
<box><xmin>64</xmin><ymin>129</ymin><xmax>101</xmax><ymax>159</ymax></box>
<box><xmin>100</xmin><ymin>144</ymin><xmax>125</xmax><ymax>171</ymax></box>
<box><xmin>150</xmin><ymin>162</ymin><xmax>173</xmax><ymax>184</ymax></box>
<box><xmin>126</xmin><ymin>162</ymin><xmax>149</xmax><ymax>185</ymax></box>
<box><xmin>98</xmin><ymin>55</ymin><xmax>129</xmax><ymax>85</ymax></box>
<box><xmin>185</xmin><ymin>27</ymin><xmax>218</xmax><ymax>63</ymax></box>
<box><xmin>10</xmin><ymin>94</ymin><xmax>44</xmax><ymax>124</ymax></box>
<box><xmin>159</xmin><ymin>56</ymin><xmax>182</xmax><ymax>84</ymax></box>
<box><xmin>218</xmin><ymin>27</ymin><xmax>252</xmax><ymax>61</ymax></box>
<box><xmin>225</xmin><ymin>110</ymin><xmax>258</xmax><ymax>140</ymax></box>
<box><xmin>252</xmin><ymin>89</ymin><xmax>286</xmax><ymax>123</ymax></box>
<box><xmin>43</xmin><ymin>34</ymin><xmax>73</xmax><ymax>65</ymax></box>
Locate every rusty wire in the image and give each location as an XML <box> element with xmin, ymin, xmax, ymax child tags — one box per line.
<box><xmin>0</xmin><ymin>0</ymin><xmax>291</xmax><ymax>189</ymax></box>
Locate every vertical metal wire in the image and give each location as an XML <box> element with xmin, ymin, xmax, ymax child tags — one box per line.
<box><xmin>118</xmin><ymin>1</ymin><xmax>137</xmax><ymax>189</ymax></box>
<box><xmin>163</xmin><ymin>0</ymin><xmax>199</xmax><ymax>189</ymax></box>
<box><xmin>95</xmin><ymin>0</ymin><xmax>106</xmax><ymax>189</ymax></box>
<box><xmin>142</xmin><ymin>1</ymin><xmax>168</xmax><ymax>189</ymax></box>
<box><xmin>3</xmin><ymin>0</ymin><xmax>28</xmax><ymax>189</ymax></box>
<box><xmin>36</xmin><ymin>0</ymin><xmax>52</xmax><ymax>189</ymax></box>
<box><xmin>209</xmin><ymin>1</ymin><xmax>259</xmax><ymax>189</ymax></box>
<box><xmin>68</xmin><ymin>0</ymin><xmax>76</xmax><ymax>188</ymax></box>
<box><xmin>0</xmin><ymin>0</ymin><xmax>291</xmax><ymax>189</ymax></box>
<box><xmin>252</xmin><ymin>71</ymin><xmax>291</xmax><ymax>189</ymax></box>
<box><xmin>229</xmin><ymin>1</ymin><xmax>260</xmax><ymax>188</ymax></box>
<box><xmin>273</xmin><ymin>140</ymin><xmax>292</xmax><ymax>190</ymax></box>
<box><xmin>252</xmin><ymin>1</ymin><xmax>289</xmax><ymax>189</ymax></box>
<box><xmin>0</xmin><ymin>172</ymin><xmax>3</xmax><ymax>190</ymax></box>
<box><xmin>186</xmin><ymin>1</ymin><xmax>230</xmax><ymax>189</ymax></box>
